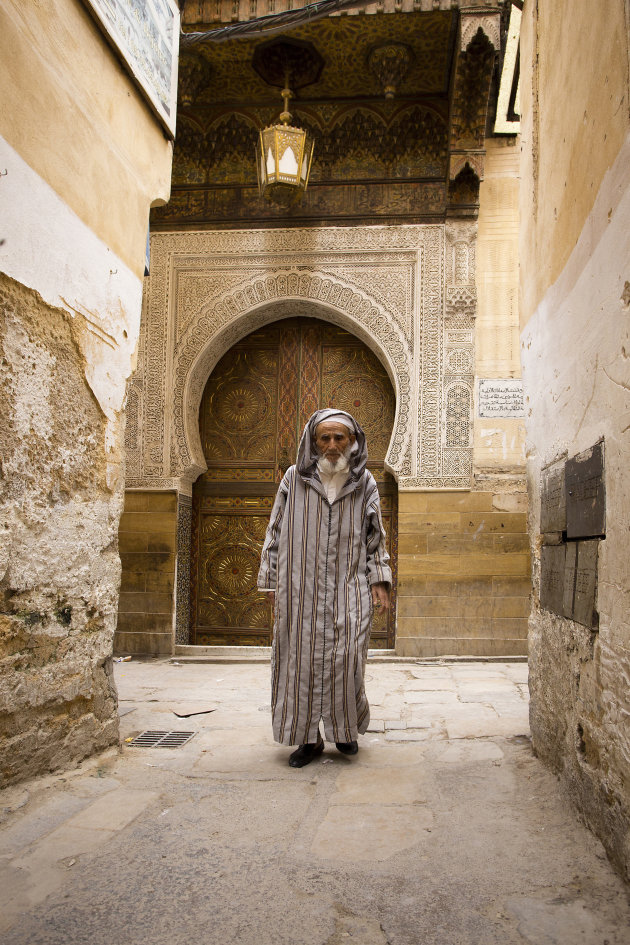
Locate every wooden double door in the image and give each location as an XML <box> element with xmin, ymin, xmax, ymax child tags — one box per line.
<box><xmin>190</xmin><ymin>318</ymin><xmax>398</xmax><ymax>647</ymax></box>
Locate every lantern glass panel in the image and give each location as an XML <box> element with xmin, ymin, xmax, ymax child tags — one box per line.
<box><xmin>279</xmin><ymin>145</ymin><xmax>299</xmax><ymax>177</ymax></box>
<box><xmin>266</xmin><ymin>146</ymin><xmax>275</xmax><ymax>177</ymax></box>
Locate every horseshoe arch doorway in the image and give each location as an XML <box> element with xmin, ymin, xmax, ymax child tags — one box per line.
<box><xmin>190</xmin><ymin>317</ymin><xmax>398</xmax><ymax>647</ymax></box>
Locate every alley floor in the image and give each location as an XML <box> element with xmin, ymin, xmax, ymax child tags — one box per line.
<box><xmin>1</xmin><ymin>658</ymin><xmax>629</xmax><ymax>945</ymax></box>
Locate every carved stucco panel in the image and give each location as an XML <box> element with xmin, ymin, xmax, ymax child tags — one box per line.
<box><xmin>128</xmin><ymin>224</ymin><xmax>477</xmax><ymax>492</ymax></box>
<box><xmin>460</xmin><ymin>12</ymin><xmax>501</xmax><ymax>52</ymax></box>
<box><xmin>176</xmin><ymin>272</ymin><xmax>412</xmax><ymax>482</ymax></box>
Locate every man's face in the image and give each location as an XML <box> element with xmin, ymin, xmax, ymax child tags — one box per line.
<box><xmin>314</xmin><ymin>421</ymin><xmax>355</xmax><ymax>467</ymax></box>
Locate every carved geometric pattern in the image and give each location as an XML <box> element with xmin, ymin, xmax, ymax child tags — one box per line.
<box><xmin>124</xmin><ymin>381</ymin><xmax>142</xmax><ymax>480</ymax></box>
<box><xmin>331</xmin><ymin>263</ymin><xmax>414</xmax><ymax>341</ymax></box>
<box><xmin>198</xmin><ymin>347</ymin><xmax>278</xmax><ymax>464</ymax></box>
<box><xmin>442</xmin><ymin>449</ymin><xmax>473</xmax><ymax>477</ymax></box>
<box><xmin>190</xmin><ymin>317</ymin><xmax>398</xmax><ymax>646</ymax></box>
<box><xmin>449</xmin><ymin>164</ymin><xmax>482</xmax><ymax>206</ymax></box>
<box><xmin>177</xmin><ymin>269</ymin><xmax>413</xmax><ymax>481</ymax></box>
<box><xmin>446</xmin><ymin>223</ymin><xmax>477</xmax><ymax>284</ymax></box>
<box><xmin>441</xmin><ymin>224</ymin><xmax>476</xmax><ymax>475</ymax></box>
<box><xmin>195</xmin><ymin>513</ymin><xmax>272</xmax><ymax>630</ymax></box>
<box><xmin>178</xmin><ymin>54</ymin><xmax>213</xmax><ymax>107</ymax></box>
<box><xmin>299</xmin><ymin>324</ymin><xmax>321</xmax><ymax>432</ymax></box>
<box><xmin>418</xmin><ymin>228</ymin><xmax>444</xmax><ymax>479</ymax></box>
<box><xmin>446</xmin><ymin>384</ymin><xmax>472</xmax><ymax>448</ymax></box>
<box><xmin>452</xmin><ymin>23</ymin><xmax>498</xmax><ymax>149</ymax></box>
<box><xmin>203</xmin><ymin>545</ymin><xmax>260</xmax><ymax>599</ymax></box>
<box><xmin>181</xmin><ymin>11</ymin><xmax>454</xmax><ymax>102</ymax></box>
<box><xmin>448</xmin><ymin>11</ymin><xmax>500</xmax><ymax>208</ymax></box>
<box><xmin>368</xmin><ymin>43</ymin><xmax>413</xmax><ymax>99</ymax></box>
<box><xmin>307</xmin><ymin>105</ymin><xmax>448</xmax><ymax>182</ymax></box>
<box><xmin>276</xmin><ymin>325</ymin><xmax>300</xmax><ymax>482</ymax></box>
<box><xmin>153</xmin><ymin>179</ymin><xmax>447</xmax><ymax>228</ymax></box>
<box><xmin>130</xmin><ymin>224</ymin><xmax>476</xmax><ymax>495</ymax></box>
<box><xmin>175</xmin><ymin>495</ymin><xmax>193</xmax><ymax>645</ymax></box>
<box><xmin>446</xmin><ymin>285</ymin><xmax>477</xmax><ymax>323</ymax></box>
<box><xmin>322</xmin><ymin>348</ymin><xmax>395</xmax><ymax>465</ymax></box>
<box><xmin>446</xmin><ymin>349</ymin><xmax>473</xmax><ymax>374</ymax></box>
<box><xmin>460</xmin><ymin>13</ymin><xmax>501</xmax><ymax>52</ymax></box>
<box><xmin>453</xmin><ymin>239</ymin><xmax>471</xmax><ymax>284</ymax></box>
<box><xmin>169</xmin><ymin>104</ymin><xmax>448</xmax><ymax>189</ymax></box>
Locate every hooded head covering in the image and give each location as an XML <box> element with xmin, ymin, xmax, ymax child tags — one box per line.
<box><xmin>296</xmin><ymin>408</ymin><xmax>368</xmax><ymax>481</ymax></box>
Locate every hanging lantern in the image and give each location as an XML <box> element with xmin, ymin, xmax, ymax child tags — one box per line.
<box><xmin>256</xmin><ymin>79</ymin><xmax>314</xmax><ymax>207</ymax></box>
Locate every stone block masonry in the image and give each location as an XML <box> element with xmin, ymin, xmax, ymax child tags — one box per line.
<box><xmin>115</xmin><ymin>492</ymin><xmax>177</xmax><ymax>656</ymax></box>
<box><xmin>396</xmin><ymin>488</ymin><xmax>530</xmax><ymax>657</ymax></box>
<box><xmin>0</xmin><ymin>275</ymin><xmax>120</xmax><ymax>787</ymax></box>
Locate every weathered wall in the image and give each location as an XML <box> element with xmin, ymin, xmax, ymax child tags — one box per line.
<box><xmin>0</xmin><ymin>0</ymin><xmax>174</xmax><ymax>785</ymax></box>
<box><xmin>0</xmin><ymin>276</ymin><xmax>120</xmax><ymax>783</ymax></box>
<box><xmin>520</xmin><ymin>0</ymin><xmax>630</xmax><ymax>879</ymax></box>
<box><xmin>0</xmin><ymin>0</ymin><xmax>173</xmax><ymax>276</ymax></box>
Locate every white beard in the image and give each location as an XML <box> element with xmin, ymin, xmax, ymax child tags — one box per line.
<box><xmin>318</xmin><ymin>445</ymin><xmax>352</xmax><ymax>476</ymax></box>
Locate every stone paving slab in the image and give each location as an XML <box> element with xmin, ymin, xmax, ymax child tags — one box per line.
<box><xmin>0</xmin><ymin>659</ymin><xmax>629</xmax><ymax>945</ymax></box>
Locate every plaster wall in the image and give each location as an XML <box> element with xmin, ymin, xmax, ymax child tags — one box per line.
<box><xmin>520</xmin><ymin>0</ymin><xmax>630</xmax><ymax>879</ymax></box>
<box><xmin>474</xmin><ymin>138</ymin><xmax>526</xmax><ymax>474</ymax></box>
<box><xmin>519</xmin><ymin>0</ymin><xmax>630</xmax><ymax>322</ymax></box>
<box><xmin>0</xmin><ymin>0</ymin><xmax>174</xmax><ymax>785</ymax></box>
<box><xmin>0</xmin><ymin>0</ymin><xmax>173</xmax><ymax>277</ymax></box>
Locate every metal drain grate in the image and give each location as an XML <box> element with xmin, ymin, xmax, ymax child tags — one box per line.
<box><xmin>128</xmin><ymin>730</ymin><xmax>196</xmax><ymax>749</ymax></box>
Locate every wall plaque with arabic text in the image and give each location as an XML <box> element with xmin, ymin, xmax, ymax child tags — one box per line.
<box><xmin>478</xmin><ymin>379</ymin><xmax>525</xmax><ymax>418</ymax></box>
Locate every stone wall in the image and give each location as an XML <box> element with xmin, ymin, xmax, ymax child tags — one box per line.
<box><xmin>115</xmin><ymin>492</ymin><xmax>178</xmax><ymax>656</ymax></box>
<box><xmin>0</xmin><ymin>0</ymin><xmax>174</xmax><ymax>785</ymax></box>
<box><xmin>520</xmin><ymin>0</ymin><xmax>630</xmax><ymax>880</ymax></box>
<box><xmin>397</xmin><ymin>487</ymin><xmax>529</xmax><ymax>657</ymax></box>
<box><xmin>0</xmin><ymin>276</ymin><xmax>120</xmax><ymax>784</ymax></box>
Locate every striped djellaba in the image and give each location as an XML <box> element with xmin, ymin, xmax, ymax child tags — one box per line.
<box><xmin>258</xmin><ymin>409</ymin><xmax>392</xmax><ymax>747</ymax></box>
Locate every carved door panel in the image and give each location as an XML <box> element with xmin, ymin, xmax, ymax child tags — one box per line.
<box><xmin>191</xmin><ymin>318</ymin><xmax>397</xmax><ymax>647</ymax></box>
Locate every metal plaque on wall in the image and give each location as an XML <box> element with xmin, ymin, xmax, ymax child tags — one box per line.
<box><xmin>82</xmin><ymin>0</ymin><xmax>179</xmax><ymax>137</ymax></box>
<box><xmin>540</xmin><ymin>460</ymin><xmax>566</xmax><ymax>534</ymax></box>
<box><xmin>565</xmin><ymin>441</ymin><xmax>605</xmax><ymax>539</ymax></box>
<box><xmin>540</xmin><ymin>539</ymin><xmax>598</xmax><ymax>629</ymax></box>
<box><xmin>573</xmin><ymin>540</ymin><xmax>599</xmax><ymax>629</ymax></box>
<box><xmin>540</xmin><ymin>544</ymin><xmax>566</xmax><ymax>616</ymax></box>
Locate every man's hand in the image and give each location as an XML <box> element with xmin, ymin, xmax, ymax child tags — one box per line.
<box><xmin>371</xmin><ymin>582</ymin><xmax>390</xmax><ymax>612</ymax></box>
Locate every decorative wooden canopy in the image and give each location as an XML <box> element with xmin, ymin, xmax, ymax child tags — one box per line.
<box><xmin>153</xmin><ymin>1</ymin><xmax>509</xmax><ymax>229</ymax></box>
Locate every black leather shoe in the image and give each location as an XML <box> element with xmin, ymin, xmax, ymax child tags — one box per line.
<box><xmin>288</xmin><ymin>739</ymin><xmax>324</xmax><ymax>768</ymax></box>
<box><xmin>335</xmin><ymin>740</ymin><xmax>358</xmax><ymax>755</ymax></box>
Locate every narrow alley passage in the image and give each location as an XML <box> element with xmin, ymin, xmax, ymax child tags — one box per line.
<box><xmin>1</xmin><ymin>659</ymin><xmax>629</xmax><ymax>945</ymax></box>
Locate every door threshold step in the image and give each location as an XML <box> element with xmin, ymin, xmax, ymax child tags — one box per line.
<box><xmin>171</xmin><ymin>646</ymin><xmax>527</xmax><ymax>664</ymax></box>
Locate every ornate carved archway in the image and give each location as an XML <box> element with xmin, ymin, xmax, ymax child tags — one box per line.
<box><xmin>178</xmin><ymin>277</ymin><xmax>411</xmax><ymax>486</ymax></box>
<box><xmin>126</xmin><ymin>224</ymin><xmax>477</xmax><ymax>495</ymax></box>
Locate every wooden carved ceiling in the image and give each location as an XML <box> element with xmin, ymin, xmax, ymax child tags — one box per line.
<box><xmin>152</xmin><ymin>4</ymin><xmax>504</xmax><ymax>230</ymax></box>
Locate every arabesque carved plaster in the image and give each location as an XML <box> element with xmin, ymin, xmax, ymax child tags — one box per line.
<box><xmin>127</xmin><ymin>224</ymin><xmax>477</xmax><ymax>493</ymax></box>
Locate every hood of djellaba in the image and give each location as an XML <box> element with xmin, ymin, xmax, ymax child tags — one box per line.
<box><xmin>295</xmin><ymin>408</ymin><xmax>368</xmax><ymax>481</ymax></box>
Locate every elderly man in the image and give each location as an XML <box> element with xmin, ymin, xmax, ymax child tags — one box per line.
<box><xmin>258</xmin><ymin>408</ymin><xmax>391</xmax><ymax>768</ymax></box>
